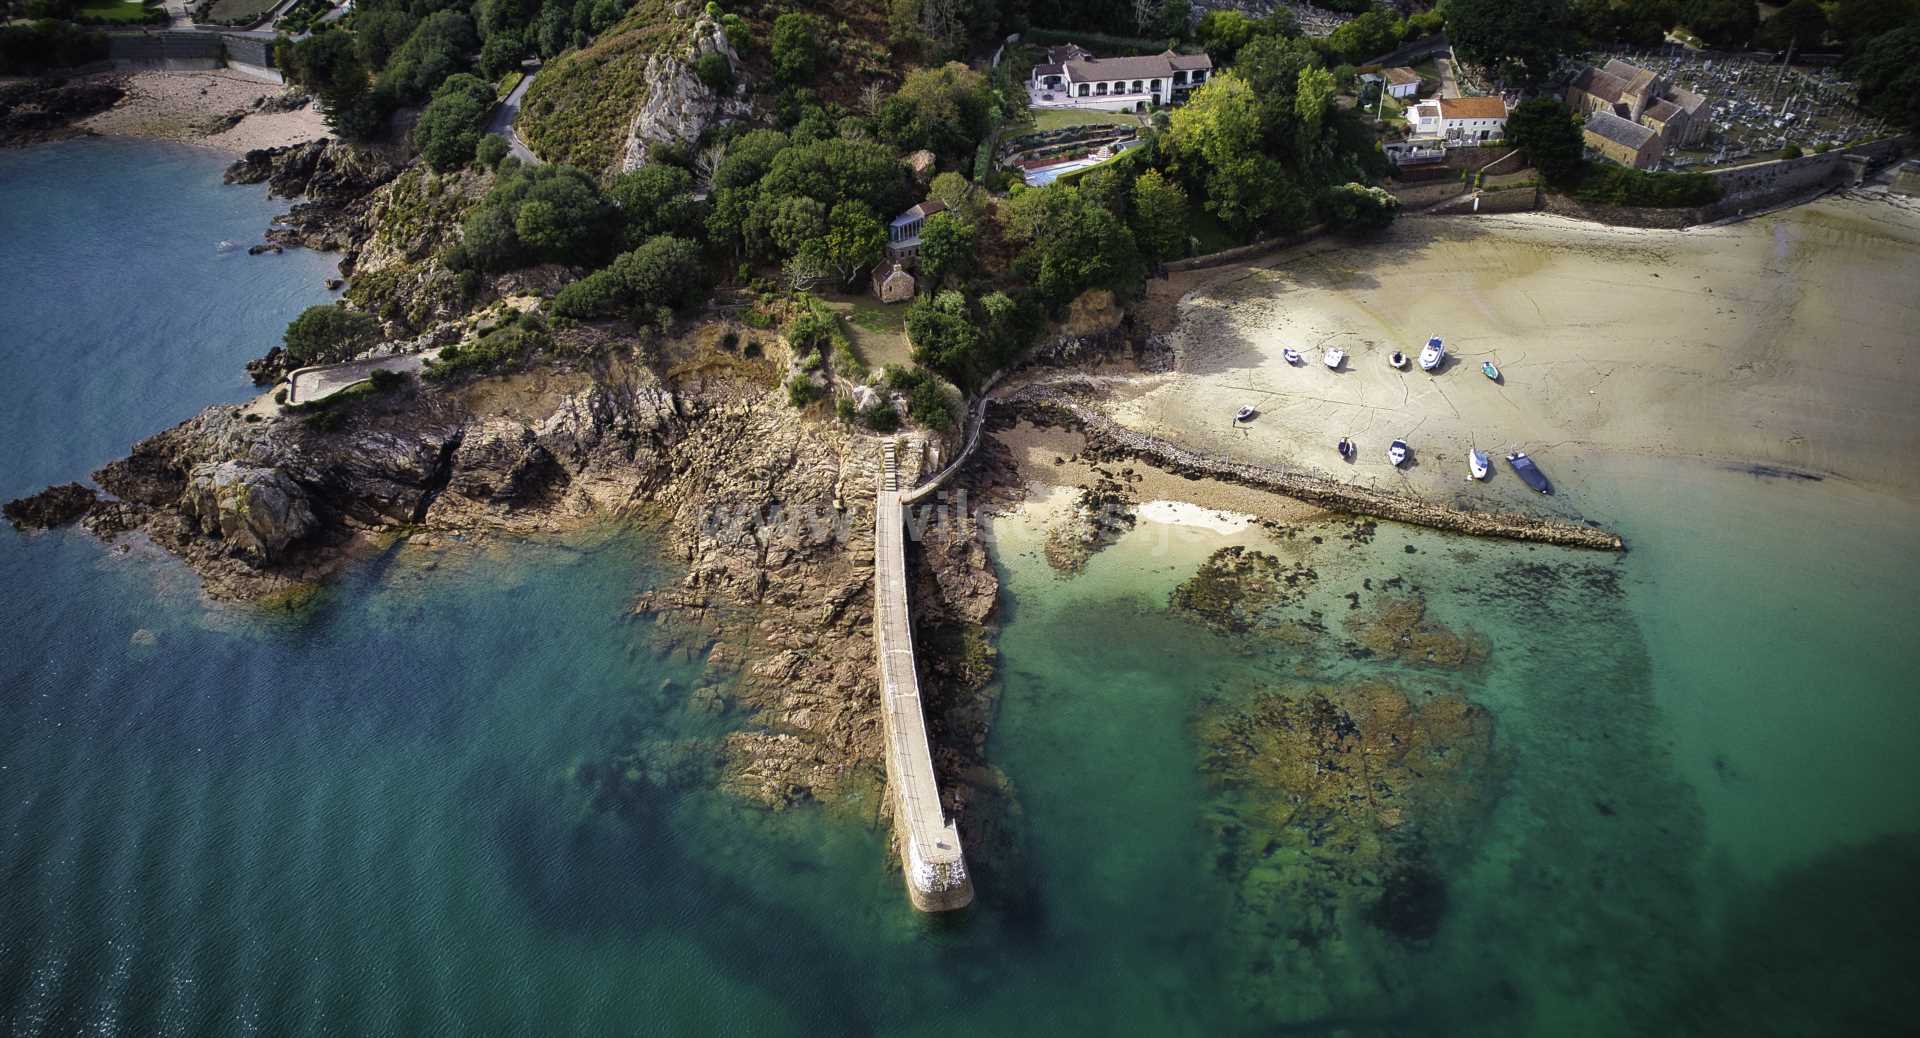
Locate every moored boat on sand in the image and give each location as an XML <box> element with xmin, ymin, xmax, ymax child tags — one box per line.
<box><xmin>1389</xmin><ymin>350</ymin><xmax>1408</xmax><ymax>369</ymax></box>
<box><xmin>1338</xmin><ymin>438</ymin><xmax>1355</xmax><ymax>461</ymax></box>
<box><xmin>1507</xmin><ymin>451</ymin><xmax>1552</xmax><ymax>494</ymax></box>
<box><xmin>1482</xmin><ymin>360</ymin><xmax>1501</xmax><ymax>381</ymax></box>
<box><xmin>1388</xmin><ymin>439</ymin><xmax>1410</xmax><ymax>467</ymax></box>
<box><xmin>1469</xmin><ymin>448</ymin><xmax>1490</xmax><ymax>480</ymax></box>
<box><xmin>1235</xmin><ymin>405</ymin><xmax>1257</xmax><ymax>422</ymax></box>
<box><xmin>1323</xmin><ymin>346</ymin><xmax>1345</xmax><ymax>370</ymax></box>
<box><xmin>1283</xmin><ymin>348</ymin><xmax>1302</xmax><ymax>365</ymax></box>
<box><xmin>1418</xmin><ymin>336</ymin><xmax>1445</xmax><ymax>372</ymax></box>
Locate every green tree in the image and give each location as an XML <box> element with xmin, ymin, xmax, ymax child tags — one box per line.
<box><xmin>1756</xmin><ymin>0</ymin><xmax>1826</xmax><ymax>51</ymax></box>
<box><xmin>1829</xmin><ymin>0</ymin><xmax>1920</xmax><ymax>51</ymax></box>
<box><xmin>1002</xmin><ymin>185</ymin><xmax>1147</xmax><ymax>306</ymax></box>
<box><xmin>1327</xmin><ymin>8</ymin><xmax>1404</xmax><ymax>63</ymax></box>
<box><xmin>479</xmin><ymin>30</ymin><xmax>526</xmax><ymax>81</ymax></box>
<box><xmin>1129</xmin><ymin>168</ymin><xmax>1189</xmax><ymax>262</ymax></box>
<box><xmin>474</xmin><ymin>133</ymin><xmax>511</xmax><ymax>169</ymax></box>
<box><xmin>1447</xmin><ymin>0</ymin><xmax>1575</xmax><ymax>83</ymax></box>
<box><xmin>609</xmin><ymin>163</ymin><xmax>702</xmax><ymax>243</ymax></box>
<box><xmin>1294</xmin><ymin>66</ymin><xmax>1337</xmax><ymax>137</ymax></box>
<box><xmin>1680</xmin><ymin>0</ymin><xmax>1757</xmax><ymax>48</ymax></box>
<box><xmin>877</xmin><ymin>61</ymin><xmax>995</xmax><ymax>162</ymax></box>
<box><xmin>812</xmin><ymin>201</ymin><xmax>885</xmax><ymax>288</ymax></box>
<box><xmin>770</xmin><ymin>12</ymin><xmax>828</xmax><ymax>83</ymax></box>
<box><xmin>917</xmin><ymin>211</ymin><xmax>976</xmax><ymax>290</ymax></box>
<box><xmin>283</xmin><ymin>30</ymin><xmax>387</xmax><ymax>140</ymax></box>
<box><xmin>1167</xmin><ymin>73</ymin><xmax>1300</xmax><ymax>231</ymax></box>
<box><xmin>927</xmin><ymin>170</ymin><xmax>987</xmax><ymax>225</ymax></box>
<box><xmin>283</xmin><ymin>304</ymin><xmax>382</xmax><ymax>366</ymax></box>
<box><xmin>415</xmin><ymin>74</ymin><xmax>496</xmax><ymax>172</ymax></box>
<box><xmin>905</xmin><ymin>291</ymin><xmax>986</xmax><ymax>387</ymax></box>
<box><xmin>1505</xmin><ymin>97</ymin><xmax>1585</xmax><ymax>184</ymax></box>
<box><xmin>1848</xmin><ymin>25</ymin><xmax>1920</xmax><ymax>131</ymax></box>
<box><xmin>353</xmin><ymin>9</ymin><xmax>419</xmax><ymax>70</ymax></box>
<box><xmin>695</xmin><ymin>50</ymin><xmax>731</xmax><ymax>93</ymax></box>
<box><xmin>379</xmin><ymin>10</ymin><xmax>478</xmax><ymax>102</ymax></box>
<box><xmin>550</xmin><ymin>235</ymin><xmax>707</xmax><ymax>319</ymax></box>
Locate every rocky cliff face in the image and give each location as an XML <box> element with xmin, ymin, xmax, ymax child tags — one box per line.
<box><xmin>225</xmin><ymin>138</ymin><xmax>405</xmax><ymax>254</ymax></box>
<box><xmin>619</xmin><ymin>7</ymin><xmax>748</xmax><ymax>172</ymax></box>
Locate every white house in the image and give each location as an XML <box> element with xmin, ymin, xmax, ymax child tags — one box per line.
<box><xmin>1404</xmin><ymin>95</ymin><xmax>1508</xmax><ymax>144</ymax></box>
<box><xmin>1029</xmin><ymin>44</ymin><xmax>1213</xmax><ymax>113</ymax></box>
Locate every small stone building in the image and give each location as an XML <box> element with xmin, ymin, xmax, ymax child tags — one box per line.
<box><xmin>1584</xmin><ymin>110</ymin><xmax>1661</xmax><ymax>170</ymax></box>
<box><xmin>871</xmin><ymin>263</ymin><xmax>916</xmax><ymax>304</ymax></box>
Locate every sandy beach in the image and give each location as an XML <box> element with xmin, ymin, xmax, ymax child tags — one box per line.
<box><xmin>78</xmin><ymin>70</ymin><xmax>330</xmax><ymax>153</ymax></box>
<box><xmin>1105</xmin><ymin>191</ymin><xmax>1920</xmax><ymax>512</ymax></box>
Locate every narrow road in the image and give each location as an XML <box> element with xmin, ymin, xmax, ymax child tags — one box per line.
<box><xmin>486</xmin><ymin>62</ymin><xmax>542</xmax><ymax>165</ymax></box>
<box><xmin>1437</xmin><ymin>57</ymin><xmax>1460</xmax><ymax>98</ymax></box>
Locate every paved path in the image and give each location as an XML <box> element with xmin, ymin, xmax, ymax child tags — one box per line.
<box><xmin>1437</xmin><ymin>57</ymin><xmax>1460</xmax><ymax>98</ymax></box>
<box><xmin>486</xmin><ymin>62</ymin><xmax>542</xmax><ymax>165</ymax></box>
<box><xmin>872</xmin><ymin>442</ymin><xmax>973</xmax><ymax>912</ymax></box>
<box><xmin>286</xmin><ymin>349</ymin><xmax>440</xmax><ymax>405</ymax></box>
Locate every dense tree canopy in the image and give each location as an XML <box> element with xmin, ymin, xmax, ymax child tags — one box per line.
<box><xmin>1002</xmin><ymin>185</ymin><xmax>1146</xmax><ymax>306</ymax></box>
<box><xmin>550</xmin><ymin>234</ymin><xmax>708</xmax><ymax>320</ymax></box>
<box><xmin>771</xmin><ymin>12</ymin><xmax>829</xmax><ymax>83</ymax></box>
<box><xmin>1849</xmin><ymin>25</ymin><xmax>1920</xmax><ymax>130</ymax></box>
<box><xmin>1447</xmin><ymin>0</ymin><xmax>1575</xmax><ymax>82</ymax></box>
<box><xmin>414</xmin><ymin>73</ymin><xmax>496</xmax><ymax>171</ymax></box>
<box><xmin>1680</xmin><ymin>0</ymin><xmax>1757</xmax><ymax>48</ymax></box>
<box><xmin>877</xmin><ymin>62</ymin><xmax>995</xmax><ymax>164</ymax></box>
<box><xmin>1506</xmin><ymin>97</ymin><xmax>1586</xmax><ymax>184</ymax></box>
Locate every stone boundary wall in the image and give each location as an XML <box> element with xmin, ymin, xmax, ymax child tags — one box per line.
<box><xmin>1391</xmin><ymin>179</ymin><xmax>1468</xmax><ymax>208</ymax></box>
<box><xmin>106</xmin><ymin>31</ymin><xmax>276</xmax><ymax>71</ymax></box>
<box><xmin>1539</xmin><ymin>193</ymin><xmax>1702</xmax><ymax>228</ymax></box>
<box><xmin>1164</xmin><ymin>224</ymin><xmax>1327</xmax><ymax>272</ymax></box>
<box><xmin>1703</xmin><ymin>136</ymin><xmax>1909</xmax><ymax>216</ymax></box>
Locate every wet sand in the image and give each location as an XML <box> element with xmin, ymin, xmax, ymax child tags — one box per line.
<box><xmin>1112</xmin><ymin>194</ymin><xmax>1920</xmax><ymax>509</ymax></box>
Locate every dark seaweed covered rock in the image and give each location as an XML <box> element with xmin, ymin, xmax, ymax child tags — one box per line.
<box><xmin>3</xmin><ymin>482</ymin><xmax>98</xmax><ymax>530</ymax></box>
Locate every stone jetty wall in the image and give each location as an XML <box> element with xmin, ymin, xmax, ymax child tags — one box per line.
<box><xmin>1005</xmin><ymin>383</ymin><xmax>1626</xmax><ymax>552</ymax></box>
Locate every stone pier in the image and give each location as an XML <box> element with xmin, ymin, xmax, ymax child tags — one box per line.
<box><xmin>872</xmin><ymin>439</ymin><xmax>973</xmax><ymax>911</ymax></box>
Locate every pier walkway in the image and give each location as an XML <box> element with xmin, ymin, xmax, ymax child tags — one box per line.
<box><xmin>873</xmin><ymin>439</ymin><xmax>973</xmax><ymax>911</ymax></box>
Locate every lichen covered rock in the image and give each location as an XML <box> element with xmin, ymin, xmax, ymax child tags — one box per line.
<box><xmin>181</xmin><ymin>460</ymin><xmax>319</xmax><ymax>562</ymax></box>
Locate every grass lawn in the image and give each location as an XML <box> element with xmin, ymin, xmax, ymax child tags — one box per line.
<box><xmin>76</xmin><ymin>0</ymin><xmax>154</xmax><ymax>21</ymax></box>
<box><xmin>206</xmin><ymin>0</ymin><xmax>279</xmax><ymax>23</ymax></box>
<box><xmin>1030</xmin><ymin>108</ymin><xmax>1142</xmax><ymax>133</ymax></box>
<box><xmin>496</xmin><ymin>71</ymin><xmax>524</xmax><ymax>101</ymax></box>
<box><xmin>821</xmin><ymin>293</ymin><xmax>914</xmax><ymax>371</ymax></box>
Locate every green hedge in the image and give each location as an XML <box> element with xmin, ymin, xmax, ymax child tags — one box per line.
<box><xmin>1570</xmin><ymin>164</ymin><xmax>1721</xmax><ymax>209</ymax></box>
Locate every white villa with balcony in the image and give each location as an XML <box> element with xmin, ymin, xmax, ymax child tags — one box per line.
<box><xmin>1028</xmin><ymin>44</ymin><xmax>1213</xmax><ymax>113</ymax></box>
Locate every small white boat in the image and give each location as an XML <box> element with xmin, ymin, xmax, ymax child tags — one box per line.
<box><xmin>1388</xmin><ymin>439</ymin><xmax>1410</xmax><ymax>467</ymax></box>
<box><xmin>1469</xmin><ymin>448</ymin><xmax>1490</xmax><ymax>480</ymax></box>
<box><xmin>1283</xmin><ymin>348</ymin><xmax>1303</xmax><ymax>365</ymax></box>
<box><xmin>1235</xmin><ymin>405</ymin><xmax>1257</xmax><ymax>422</ymax></box>
<box><xmin>1323</xmin><ymin>346</ymin><xmax>1345</xmax><ymax>370</ymax></box>
<box><xmin>1418</xmin><ymin>336</ymin><xmax>1446</xmax><ymax>372</ymax></box>
<box><xmin>1389</xmin><ymin>350</ymin><xmax>1408</xmax><ymax>369</ymax></box>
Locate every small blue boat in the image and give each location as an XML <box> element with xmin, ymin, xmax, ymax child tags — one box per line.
<box><xmin>1482</xmin><ymin>360</ymin><xmax>1501</xmax><ymax>381</ymax></box>
<box><xmin>1507</xmin><ymin>451</ymin><xmax>1552</xmax><ymax>494</ymax></box>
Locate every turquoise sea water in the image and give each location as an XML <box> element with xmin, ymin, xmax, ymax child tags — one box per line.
<box><xmin>4</xmin><ymin>140</ymin><xmax>1918</xmax><ymax>1035</ymax></box>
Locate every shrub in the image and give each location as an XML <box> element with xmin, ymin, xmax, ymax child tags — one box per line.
<box><xmin>836</xmin><ymin>396</ymin><xmax>857</xmax><ymax>423</ymax></box>
<box><xmin>786</xmin><ymin>374</ymin><xmax>825</xmax><ymax>407</ymax></box>
<box><xmin>425</xmin><ymin>315</ymin><xmax>551</xmax><ymax>382</ymax></box>
<box><xmin>695</xmin><ymin>51</ymin><xmax>731</xmax><ymax>94</ymax></box>
<box><xmin>860</xmin><ymin>398</ymin><xmax>900</xmax><ymax>432</ymax></box>
<box><xmin>367</xmin><ymin>368</ymin><xmax>410</xmax><ymax>392</ymax></box>
<box><xmin>1779</xmin><ymin>144</ymin><xmax>1803</xmax><ymax>160</ymax></box>
<box><xmin>1571</xmin><ymin>165</ymin><xmax>1721</xmax><ymax>208</ymax></box>
<box><xmin>770</xmin><ymin>12</ymin><xmax>828</xmax><ymax>83</ymax></box>
<box><xmin>474</xmin><ymin>133</ymin><xmax>510</xmax><ymax>169</ymax></box>
<box><xmin>883</xmin><ymin>365</ymin><xmax>956</xmax><ymax>430</ymax></box>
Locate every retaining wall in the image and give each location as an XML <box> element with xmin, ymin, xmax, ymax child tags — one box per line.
<box><xmin>106</xmin><ymin>31</ymin><xmax>276</xmax><ymax>71</ymax></box>
<box><xmin>1164</xmin><ymin>224</ymin><xmax>1327</xmax><ymax>272</ymax></box>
